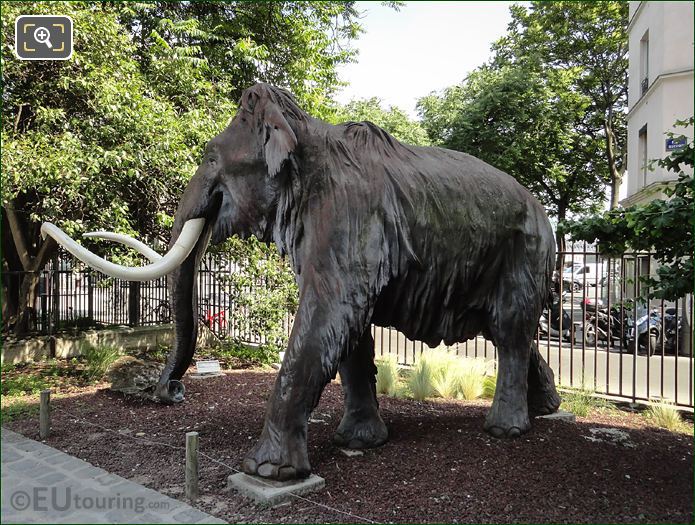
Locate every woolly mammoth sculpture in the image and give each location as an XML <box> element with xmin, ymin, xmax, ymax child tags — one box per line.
<box><xmin>43</xmin><ymin>83</ymin><xmax>561</xmax><ymax>480</ymax></box>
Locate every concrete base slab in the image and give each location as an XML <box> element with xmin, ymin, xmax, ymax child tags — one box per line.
<box><xmin>228</xmin><ymin>473</ymin><xmax>325</xmax><ymax>506</ymax></box>
<box><xmin>188</xmin><ymin>372</ymin><xmax>225</xmax><ymax>380</ymax></box>
<box><xmin>538</xmin><ymin>409</ymin><xmax>576</xmax><ymax>422</ymax></box>
<box><xmin>339</xmin><ymin>448</ymin><xmax>364</xmax><ymax>457</ymax></box>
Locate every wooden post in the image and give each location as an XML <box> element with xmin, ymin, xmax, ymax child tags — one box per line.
<box><xmin>39</xmin><ymin>389</ymin><xmax>51</xmax><ymax>439</ymax></box>
<box><xmin>185</xmin><ymin>431</ymin><xmax>199</xmax><ymax>500</ymax></box>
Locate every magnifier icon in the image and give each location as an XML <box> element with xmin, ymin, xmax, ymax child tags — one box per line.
<box><xmin>34</xmin><ymin>26</ymin><xmax>53</xmax><ymax>49</ymax></box>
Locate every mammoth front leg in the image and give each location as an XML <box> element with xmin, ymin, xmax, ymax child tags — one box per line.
<box><xmin>242</xmin><ymin>284</ymin><xmax>371</xmax><ymax>480</ymax></box>
<box><xmin>334</xmin><ymin>330</ymin><xmax>388</xmax><ymax>449</ymax></box>
<box><xmin>156</xmin><ymin>227</ymin><xmax>210</xmax><ymax>404</ymax></box>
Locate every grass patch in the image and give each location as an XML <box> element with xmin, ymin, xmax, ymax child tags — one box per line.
<box><xmin>0</xmin><ymin>398</ymin><xmax>39</xmax><ymax>423</ymax></box>
<box><xmin>407</xmin><ymin>358</ymin><xmax>433</xmax><ymax>401</ymax></box>
<box><xmin>482</xmin><ymin>373</ymin><xmax>497</xmax><ymax>400</ymax></box>
<box><xmin>644</xmin><ymin>401</ymin><xmax>684</xmax><ymax>432</ymax></box>
<box><xmin>375</xmin><ymin>356</ymin><xmax>399</xmax><ymax>396</ymax></box>
<box><xmin>82</xmin><ymin>345</ymin><xmax>121</xmax><ymax>381</ymax></box>
<box><xmin>560</xmin><ymin>387</ymin><xmax>613</xmax><ymax>417</ymax></box>
<box><xmin>1</xmin><ymin>373</ymin><xmax>50</xmax><ymax>396</ymax></box>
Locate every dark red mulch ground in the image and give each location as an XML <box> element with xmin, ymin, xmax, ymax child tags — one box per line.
<box><xmin>6</xmin><ymin>370</ymin><xmax>693</xmax><ymax>524</ymax></box>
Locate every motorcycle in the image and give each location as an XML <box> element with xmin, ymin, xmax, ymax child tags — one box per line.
<box><xmin>582</xmin><ymin>299</ymin><xmax>629</xmax><ymax>348</ymax></box>
<box><xmin>625</xmin><ymin>308</ymin><xmax>660</xmax><ymax>356</ymax></box>
<box><xmin>539</xmin><ymin>293</ymin><xmax>573</xmax><ymax>341</ymax></box>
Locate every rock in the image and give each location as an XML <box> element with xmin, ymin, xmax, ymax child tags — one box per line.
<box><xmin>105</xmin><ymin>356</ymin><xmax>164</xmax><ymax>398</ymax></box>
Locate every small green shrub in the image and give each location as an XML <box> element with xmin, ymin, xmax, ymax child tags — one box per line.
<box><xmin>215</xmin><ymin>340</ymin><xmax>278</xmax><ymax>367</ymax></box>
<box><xmin>0</xmin><ymin>399</ymin><xmax>39</xmax><ymax>423</ymax></box>
<box><xmin>560</xmin><ymin>387</ymin><xmax>612</xmax><ymax>417</ymax></box>
<box><xmin>426</xmin><ymin>351</ymin><xmax>462</xmax><ymax>398</ymax></box>
<box><xmin>375</xmin><ymin>356</ymin><xmax>399</xmax><ymax>396</ymax></box>
<box><xmin>407</xmin><ymin>358</ymin><xmax>433</xmax><ymax>401</ymax></box>
<box><xmin>482</xmin><ymin>373</ymin><xmax>497</xmax><ymax>399</ymax></box>
<box><xmin>644</xmin><ymin>401</ymin><xmax>683</xmax><ymax>432</ymax></box>
<box><xmin>1</xmin><ymin>374</ymin><xmax>49</xmax><ymax>396</ymax></box>
<box><xmin>82</xmin><ymin>345</ymin><xmax>121</xmax><ymax>381</ymax></box>
<box><xmin>456</xmin><ymin>357</ymin><xmax>489</xmax><ymax>400</ymax></box>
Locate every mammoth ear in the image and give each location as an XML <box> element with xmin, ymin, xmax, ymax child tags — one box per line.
<box><xmin>263</xmin><ymin>103</ymin><xmax>297</xmax><ymax>177</ymax></box>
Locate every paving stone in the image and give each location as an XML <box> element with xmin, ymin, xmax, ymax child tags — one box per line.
<box><xmin>36</xmin><ymin>471</ymin><xmax>68</xmax><ymax>485</ymax></box>
<box><xmin>1</xmin><ymin>448</ymin><xmax>23</xmax><ymax>463</ymax></box>
<box><xmin>7</xmin><ymin>458</ymin><xmax>41</xmax><ymax>472</ymax></box>
<box><xmin>171</xmin><ymin>507</ymin><xmax>218</xmax><ymax>523</ymax></box>
<box><xmin>2</xmin><ymin>428</ymin><xmax>225</xmax><ymax>524</ymax></box>
<box><xmin>228</xmin><ymin>472</ymin><xmax>325</xmax><ymax>506</ymax></box>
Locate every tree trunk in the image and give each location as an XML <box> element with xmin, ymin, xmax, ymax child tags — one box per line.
<box><xmin>604</xmin><ymin>120</ymin><xmax>623</xmax><ymax>209</ymax></box>
<box><xmin>2</xmin><ymin>203</ymin><xmax>57</xmax><ymax>338</ymax></box>
<box><xmin>554</xmin><ymin>205</ymin><xmax>567</xmax><ymax>271</ymax></box>
<box><xmin>13</xmin><ymin>271</ymin><xmax>41</xmax><ymax>337</ymax></box>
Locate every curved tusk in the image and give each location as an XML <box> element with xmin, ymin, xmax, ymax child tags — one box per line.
<box><xmin>83</xmin><ymin>231</ymin><xmax>162</xmax><ymax>262</ymax></box>
<box><xmin>41</xmin><ymin>219</ymin><xmax>205</xmax><ymax>281</ymax></box>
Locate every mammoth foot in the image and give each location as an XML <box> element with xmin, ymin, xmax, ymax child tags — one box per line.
<box><xmin>333</xmin><ymin>412</ymin><xmax>388</xmax><ymax>449</ymax></box>
<box><xmin>484</xmin><ymin>402</ymin><xmax>531</xmax><ymax>439</ymax></box>
<box><xmin>241</xmin><ymin>424</ymin><xmax>311</xmax><ymax>481</ymax></box>
<box><xmin>528</xmin><ymin>386</ymin><xmax>561</xmax><ymax>417</ymax></box>
<box><xmin>155</xmin><ymin>380</ymin><xmax>185</xmax><ymax>404</ymax></box>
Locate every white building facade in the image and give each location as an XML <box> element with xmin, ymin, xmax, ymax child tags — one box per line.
<box><xmin>623</xmin><ymin>1</ymin><xmax>694</xmax><ymax>206</ymax></box>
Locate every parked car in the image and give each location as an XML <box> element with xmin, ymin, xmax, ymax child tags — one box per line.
<box><xmin>562</xmin><ymin>263</ymin><xmax>606</xmax><ymax>291</ymax></box>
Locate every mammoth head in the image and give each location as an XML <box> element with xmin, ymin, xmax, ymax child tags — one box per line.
<box><xmin>41</xmin><ymin>83</ymin><xmax>305</xmax><ymax>280</ymax></box>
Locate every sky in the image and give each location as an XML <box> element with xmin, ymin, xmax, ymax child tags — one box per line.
<box><xmin>335</xmin><ymin>1</ymin><xmax>518</xmax><ymax>118</ymax></box>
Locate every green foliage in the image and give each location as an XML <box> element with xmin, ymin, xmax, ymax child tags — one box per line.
<box><xmin>644</xmin><ymin>401</ymin><xmax>684</xmax><ymax>432</ymax></box>
<box><xmin>456</xmin><ymin>358</ymin><xmax>490</xmax><ymax>400</ymax></box>
<box><xmin>493</xmin><ymin>1</ymin><xmax>629</xmax><ymax>209</ymax></box>
<box><xmin>215</xmin><ymin>340</ymin><xmax>279</xmax><ymax>368</ymax></box>
<box><xmin>407</xmin><ymin>358</ymin><xmax>433</xmax><ymax>401</ymax></box>
<box><xmin>561</xmin><ymin>121</ymin><xmax>694</xmax><ymax>300</ymax></box>
<box><xmin>482</xmin><ymin>373</ymin><xmax>497</xmax><ymax>400</ymax></box>
<box><xmin>211</xmin><ymin>236</ymin><xmax>298</xmax><ymax>360</ymax></box>
<box><xmin>118</xmin><ymin>2</ymin><xmax>387</xmax><ymax>119</ymax></box>
<box><xmin>560</xmin><ymin>387</ymin><xmax>613</xmax><ymax>417</ymax></box>
<box><xmin>418</xmin><ymin>1</ymin><xmax>628</xmax><ymax>219</ymax></box>
<box><xmin>82</xmin><ymin>345</ymin><xmax>121</xmax><ymax>382</ymax></box>
<box><xmin>335</xmin><ymin>98</ymin><xmax>431</xmax><ymax>146</ymax></box>
<box><xmin>429</xmin><ymin>351</ymin><xmax>463</xmax><ymax>399</ymax></box>
<box><xmin>1</xmin><ymin>373</ymin><xmax>49</xmax><ymax>396</ymax></box>
<box><xmin>0</xmin><ymin>399</ymin><xmax>39</xmax><ymax>423</ymax></box>
<box><xmin>375</xmin><ymin>355</ymin><xmax>399</xmax><ymax>396</ymax></box>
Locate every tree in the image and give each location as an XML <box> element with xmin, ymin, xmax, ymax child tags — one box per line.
<box><xmin>2</xmin><ymin>1</ymin><xmax>379</xmax><ymax>336</ymax></box>
<box><xmin>560</xmin><ymin>119</ymin><xmax>694</xmax><ymax>301</ymax></box>
<box><xmin>118</xmin><ymin>2</ymin><xmax>378</xmax><ymax>118</ymax></box>
<box><xmin>335</xmin><ymin>98</ymin><xmax>431</xmax><ymax>146</ymax></box>
<box><xmin>492</xmin><ymin>2</ymin><xmax>628</xmax><ymax>209</ymax></box>
<box><xmin>418</xmin><ymin>63</ymin><xmax>606</xmax><ymax>254</ymax></box>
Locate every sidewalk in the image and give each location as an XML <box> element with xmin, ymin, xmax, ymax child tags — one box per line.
<box><xmin>1</xmin><ymin>428</ymin><xmax>226</xmax><ymax>524</ymax></box>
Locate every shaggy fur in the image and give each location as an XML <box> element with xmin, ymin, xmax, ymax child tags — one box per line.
<box><xmin>157</xmin><ymin>83</ymin><xmax>561</xmax><ymax>480</ymax></box>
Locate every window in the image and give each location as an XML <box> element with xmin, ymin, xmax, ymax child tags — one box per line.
<box><xmin>639</xmin><ymin>124</ymin><xmax>648</xmax><ymax>187</ymax></box>
<box><xmin>640</xmin><ymin>30</ymin><xmax>649</xmax><ymax>95</ymax></box>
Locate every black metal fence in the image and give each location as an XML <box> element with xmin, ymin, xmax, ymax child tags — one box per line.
<box><xmin>2</xmin><ymin>246</ymin><xmax>693</xmax><ymax>408</ymax></box>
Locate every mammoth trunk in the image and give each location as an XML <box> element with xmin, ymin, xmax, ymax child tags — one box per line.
<box><xmin>155</xmin><ymin>220</ymin><xmax>212</xmax><ymax>403</ymax></box>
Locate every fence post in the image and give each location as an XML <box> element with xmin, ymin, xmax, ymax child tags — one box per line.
<box><xmin>128</xmin><ymin>281</ymin><xmax>141</xmax><ymax>327</ymax></box>
<box><xmin>39</xmin><ymin>389</ymin><xmax>51</xmax><ymax>439</ymax></box>
<box><xmin>51</xmin><ymin>256</ymin><xmax>60</xmax><ymax>333</ymax></box>
<box><xmin>87</xmin><ymin>269</ymin><xmax>94</xmax><ymax>325</ymax></box>
<box><xmin>185</xmin><ymin>432</ymin><xmax>199</xmax><ymax>501</ymax></box>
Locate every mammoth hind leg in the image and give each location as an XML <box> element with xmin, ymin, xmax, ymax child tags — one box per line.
<box><xmin>527</xmin><ymin>342</ymin><xmax>561</xmax><ymax>416</ymax></box>
<box><xmin>333</xmin><ymin>330</ymin><xmax>388</xmax><ymax>449</ymax></box>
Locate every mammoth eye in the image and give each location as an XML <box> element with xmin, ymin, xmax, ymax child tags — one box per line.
<box><xmin>208</xmin><ymin>156</ymin><xmax>217</xmax><ymax>165</ymax></box>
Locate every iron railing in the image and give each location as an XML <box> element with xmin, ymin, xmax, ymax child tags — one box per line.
<box><xmin>2</xmin><ymin>246</ymin><xmax>692</xmax><ymax>408</ymax></box>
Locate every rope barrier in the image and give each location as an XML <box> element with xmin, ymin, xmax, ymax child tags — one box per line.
<box><xmin>53</xmin><ymin>407</ymin><xmax>377</xmax><ymax>524</ymax></box>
